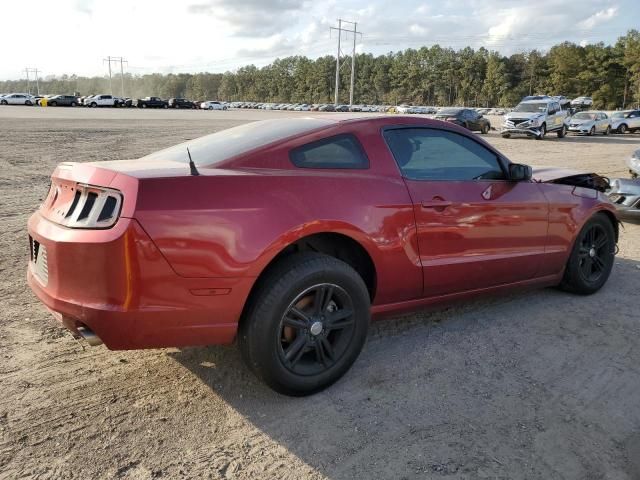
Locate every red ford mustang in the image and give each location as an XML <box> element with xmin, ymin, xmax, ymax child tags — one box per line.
<box><xmin>28</xmin><ymin>116</ymin><xmax>618</xmax><ymax>395</ymax></box>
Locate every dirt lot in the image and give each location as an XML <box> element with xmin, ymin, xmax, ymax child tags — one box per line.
<box><xmin>1</xmin><ymin>106</ymin><xmax>639</xmax><ymax>480</ymax></box>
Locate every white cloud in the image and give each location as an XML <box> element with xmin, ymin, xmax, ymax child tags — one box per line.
<box><xmin>0</xmin><ymin>0</ymin><xmax>636</xmax><ymax>80</ymax></box>
<box><xmin>578</xmin><ymin>6</ymin><xmax>618</xmax><ymax>29</ymax></box>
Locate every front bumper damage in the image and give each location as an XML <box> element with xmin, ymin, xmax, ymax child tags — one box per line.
<box><xmin>607</xmin><ymin>177</ymin><xmax>640</xmax><ymax>223</ymax></box>
<box><xmin>501</xmin><ymin>119</ymin><xmax>544</xmax><ymax>138</ymax></box>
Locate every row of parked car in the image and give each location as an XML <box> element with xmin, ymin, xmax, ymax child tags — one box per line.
<box><xmin>0</xmin><ymin>93</ymin><xmax>229</xmax><ymax>110</ymax></box>
<box><xmin>501</xmin><ymin>96</ymin><xmax>640</xmax><ymax>140</ymax></box>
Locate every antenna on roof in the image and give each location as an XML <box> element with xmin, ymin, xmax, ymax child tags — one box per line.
<box><xmin>186</xmin><ymin>147</ymin><xmax>200</xmax><ymax>176</ymax></box>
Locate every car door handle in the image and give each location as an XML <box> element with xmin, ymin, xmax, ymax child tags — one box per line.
<box><xmin>421</xmin><ymin>200</ymin><xmax>452</xmax><ymax>209</ymax></box>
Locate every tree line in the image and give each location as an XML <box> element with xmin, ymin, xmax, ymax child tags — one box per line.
<box><xmin>2</xmin><ymin>30</ymin><xmax>639</xmax><ymax>109</ymax></box>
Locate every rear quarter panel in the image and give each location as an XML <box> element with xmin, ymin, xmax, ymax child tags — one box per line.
<box><xmin>134</xmin><ymin>123</ymin><xmax>423</xmax><ymax>305</ymax></box>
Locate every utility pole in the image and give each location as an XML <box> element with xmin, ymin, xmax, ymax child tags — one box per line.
<box><xmin>24</xmin><ymin>68</ymin><xmax>41</xmax><ymax>95</ymax></box>
<box><xmin>349</xmin><ymin>22</ymin><xmax>358</xmax><ymax>106</ymax></box>
<box><xmin>104</xmin><ymin>56</ymin><xmax>113</xmax><ymax>94</ymax></box>
<box><xmin>333</xmin><ymin>19</ymin><xmax>341</xmax><ymax>106</ymax></box>
<box><xmin>330</xmin><ymin>19</ymin><xmax>362</xmax><ymax>106</ymax></box>
<box><xmin>103</xmin><ymin>56</ymin><xmax>128</xmax><ymax>97</ymax></box>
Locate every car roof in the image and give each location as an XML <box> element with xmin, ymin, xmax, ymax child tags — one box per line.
<box><xmin>521</xmin><ymin>99</ymin><xmax>555</xmax><ymax>104</ymax></box>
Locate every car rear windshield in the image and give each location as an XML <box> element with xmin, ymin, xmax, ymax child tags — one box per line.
<box><xmin>141</xmin><ymin>118</ymin><xmax>334</xmax><ymax>167</ymax></box>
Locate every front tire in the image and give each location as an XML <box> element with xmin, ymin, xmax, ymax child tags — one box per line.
<box><xmin>559</xmin><ymin>213</ymin><xmax>615</xmax><ymax>295</ymax></box>
<box><xmin>589</xmin><ymin>126</ymin><xmax>595</xmax><ymax>136</ymax></box>
<box><xmin>557</xmin><ymin>125</ymin><xmax>567</xmax><ymax>138</ymax></box>
<box><xmin>481</xmin><ymin>123</ymin><xmax>489</xmax><ymax>134</ymax></box>
<box><xmin>239</xmin><ymin>253</ymin><xmax>370</xmax><ymax>396</ymax></box>
<box><xmin>535</xmin><ymin>123</ymin><xmax>546</xmax><ymax>140</ymax></box>
<box><xmin>618</xmin><ymin>124</ymin><xmax>627</xmax><ymax>134</ymax></box>
<box><xmin>603</xmin><ymin>126</ymin><xmax>610</xmax><ymax>136</ymax></box>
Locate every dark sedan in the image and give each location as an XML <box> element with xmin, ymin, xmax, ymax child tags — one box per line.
<box><xmin>46</xmin><ymin>95</ymin><xmax>79</xmax><ymax>107</ymax></box>
<box><xmin>169</xmin><ymin>98</ymin><xmax>196</xmax><ymax>109</ymax></box>
<box><xmin>435</xmin><ymin>108</ymin><xmax>491</xmax><ymax>134</ymax></box>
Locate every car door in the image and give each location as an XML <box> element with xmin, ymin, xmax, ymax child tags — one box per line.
<box><xmin>547</xmin><ymin>102</ymin><xmax>561</xmax><ymax>130</ymax></box>
<box><xmin>598</xmin><ymin>113</ymin><xmax>608</xmax><ymax>132</ymax></box>
<box><xmin>383</xmin><ymin>127</ymin><xmax>549</xmax><ymax>297</ymax></box>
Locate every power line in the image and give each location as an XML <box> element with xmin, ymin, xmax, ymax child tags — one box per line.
<box><xmin>24</xmin><ymin>68</ymin><xmax>40</xmax><ymax>95</ymax></box>
<box><xmin>330</xmin><ymin>19</ymin><xmax>362</xmax><ymax>106</ymax></box>
<box><xmin>103</xmin><ymin>56</ymin><xmax>128</xmax><ymax>97</ymax></box>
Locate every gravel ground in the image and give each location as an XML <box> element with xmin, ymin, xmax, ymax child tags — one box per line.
<box><xmin>0</xmin><ymin>106</ymin><xmax>639</xmax><ymax>480</ymax></box>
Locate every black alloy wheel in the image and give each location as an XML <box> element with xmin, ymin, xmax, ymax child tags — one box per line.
<box><xmin>239</xmin><ymin>252</ymin><xmax>370</xmax><ymax>396</ymax></box>
<box><xmin>277</xmin><ymin>283</ymin><xmax>356</xmax><ymax>376</ymax></box>
<box><xmin>576</xmin><ymin>223</ymin><xmax>611</xmax><ymax>284</ymax></box>
<box><xmin>560</xmin><ymin>213</ymin><xmax>615</xmax><ymax>294</ymax></box>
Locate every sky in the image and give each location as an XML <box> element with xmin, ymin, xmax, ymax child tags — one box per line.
<box><xmin>1</xmin><ymin>0</ymin><xmax>638</xmax><ymax>80</ymax></box>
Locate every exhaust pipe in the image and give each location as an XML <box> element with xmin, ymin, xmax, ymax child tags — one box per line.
<box><xmin>77</xmin><ymin>326</ymin><xmax>103</xmax><ymax>347</ymax></box>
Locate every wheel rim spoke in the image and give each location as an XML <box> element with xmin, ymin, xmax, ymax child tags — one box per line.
<box><xmin>581</xmin><ymin>257</ymin><xmax>593</xmax><ymax>277</ymax></box>
<box><xmin>592</xmin><ymin>255</ymin><xmax>605</xmax><ymax>272</ymax></box>
<box><xmin>314</xmin><ymin>285</ymin><xmax>334</xmax><ymax>314</ymax></box>
<box><xmin>283</xmin><ymin>316</ymin><xmax>308</xmax><ymax>330</ymax></box>
<box><xmin>594</xmin><ymin>233</ymin><xmax>607</xmax><ymax>249</ymax></box>
<box><xmin>285</xmin><ymin>335</ymin><xmax>308</xmax><ymax>365</ymax></box>
<box><xmin>326</xmin><ymin>309</ymin><xmax>354</xmax><ymax>330</ymax></box>
<box><xmin>289</xmin><ymin>306</ymin><xmax>311</xmax><ymax>323</ymax></box>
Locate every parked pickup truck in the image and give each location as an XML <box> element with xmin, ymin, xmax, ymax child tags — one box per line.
<box><xmin>501</xmin><ymin>98</ymin><xmax>568</xmax><ymax>140</ymax></box>
<box><xmin>86</xmin><ymin>94</ymin><xmax>119</xmax><ymax>108</ymax></box>
<box><xmin>134</xmin><ymin>97</ymin><xmax>168</xmax><ymax>109</ymax></box>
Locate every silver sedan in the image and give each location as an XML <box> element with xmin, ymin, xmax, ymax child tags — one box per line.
<box><xmin>567</xmin><ymin>111</ymin><xmax>611</xmax><ymax>135</ymax></box>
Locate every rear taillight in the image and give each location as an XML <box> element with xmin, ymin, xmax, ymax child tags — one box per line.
<box><xmin>50</xmin><ymin>183</ymin><xmax>122</xmax><ymax>229</ymax></box>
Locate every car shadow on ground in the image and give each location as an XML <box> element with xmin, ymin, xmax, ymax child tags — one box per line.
<box><xmin>168</xmin><ymin>256</ymin><xmax>640</xmax><ymax>479</ymax></box>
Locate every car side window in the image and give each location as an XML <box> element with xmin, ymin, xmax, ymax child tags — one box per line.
<box><xmin>290</xmin><ymin>134</ymin><xmax>369</xmax><ymax>169</ymax></box>
<box><xmin>383</xmin><ymin>128</ymin><xmax>506</xmax><ymax>181</ymax></box>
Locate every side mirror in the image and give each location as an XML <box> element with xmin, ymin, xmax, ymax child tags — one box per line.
<box><xmin>509</xmin><ymin>163</ymin><xmax>532</xmax><ymax>182</ymax></box>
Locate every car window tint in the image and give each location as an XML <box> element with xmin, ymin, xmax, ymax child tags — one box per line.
<box><xmin>383</xmin><ymin>128</ymin><xmax>505</xmax><ymax>181</ymax></box>
<box><xmin>290</xmin><ymin>134</ymin><xmax>369</xmax><ymax>169</ymax></box>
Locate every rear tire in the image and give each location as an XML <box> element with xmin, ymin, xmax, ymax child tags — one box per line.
<box><xmin>0</xmin><ymin>100</ymin><xmax>6</xmax><ymax>105</ymax></box>
<box><xmin>238</xmin><ymin>252</ymin><xmax>370</xmax><ymax>396</ymax></box>
<box><xmin>603</xmin><ymin>126</ymin><xmax>610</xmax><ymax>136</ymax></box>
<box><xmin>481</xmin><ymin>124</ymin><xmax>489</xmax><ymax>134</ymax></box>
<box><xmin>71</xmin><ymin>102</ymin><xmax>76</xmax><ymax>107</ymax></box>
<box><xmin>559</xmin><ymin>213</ymin><xmax>615</xmax><ymax>295</ymax></box>
<box><xmin>501</xmin><ymin>133</ymin><xmax>511</xmax><ymax>138</ymax></box>
<box><xmin>25</xmin><ymin>100</ymin><xmax>32</xmax><ymax>106</ymax></box>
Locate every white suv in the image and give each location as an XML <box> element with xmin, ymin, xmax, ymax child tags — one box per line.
<box><xmin>501</xmin><ymin>99</ymin><xmax>568</xmax><ymax>140</ymax></box>
<box><xmin>86</xmin><ymin>94</ymin><xmax>117</xmax><ymax>108</ymax></box>
<box><xmin>0</xmin><ymin>93</ymin><xmax>36</xmax><ymax>106</ymax></box>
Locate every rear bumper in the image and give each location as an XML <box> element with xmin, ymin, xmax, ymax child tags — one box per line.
<box><xmin>27</xmin><ymin>212</ymin><xmax>254</xmax><ymax>349</ymax></box>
